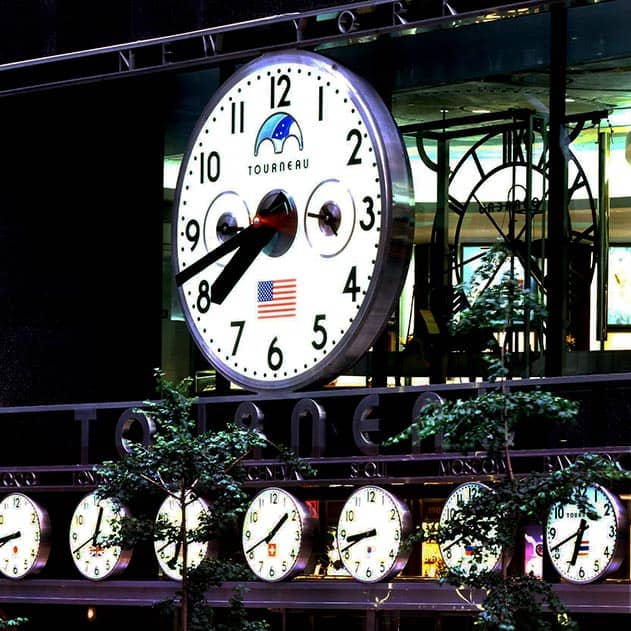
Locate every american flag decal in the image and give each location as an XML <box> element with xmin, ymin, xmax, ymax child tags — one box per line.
<box><xmin>257</xmin><ymin>279</ymin><xmax>297</xmax><ymax>319</ymax></box>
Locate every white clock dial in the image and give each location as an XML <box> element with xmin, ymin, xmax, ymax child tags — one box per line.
<box><xmin>335</xmin><ymin>485</ymin><xmax>412</xmax><ymax>583</ymax></box>
<box><xmin>0</xmin><ymin>492</ymin><xmax>51</xmax><ymax>579</ymax></box>
<box><xmin>69</xmin><ymin>491</ymin><xmax>132</xmax><ymax>580</ymax></box>
<box><xmin>242</xmin><ymin>487</ymin><xmax>315</xmax><ymax>582</ymax></box>
<box><xmin>545</xmin><ymin>483</ymin><xmax>626</xmax><ymax>584</ymax></box>
<box><xmin>438</xmin><ymin>482</ymin><xmax>502</xmax><ymax>574</ymax></box>
<box><xmin>173</xmin><ymin>49</ymin><xmax>413</xmax><ymax>391</ymax></box>
<box><xmin>154</xmin><ymin>493</ymin><xmax>213</xmax><ymax>581</ymax></box>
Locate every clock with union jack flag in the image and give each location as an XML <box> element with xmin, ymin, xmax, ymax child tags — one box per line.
<box><xmin>173</xmin><ymin>49</ymin><xmax>414</xmax><ymax>391</ymax></box>
<box><xmin>68</xmin><ymin>491</ymin><xmax>132</xmax><ymax>580</ymax></box>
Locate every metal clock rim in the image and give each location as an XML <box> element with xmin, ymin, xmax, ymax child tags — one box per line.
<box><xmin>69</xmin><ymin>491</ymin><xmax>133</xmax><ymax>581</ymax></box>
<box><xmin>172</xmin><ymin>48</ymin><xmax>414</xmax><ymax>392</ymax></box>
<box><xmin>242</xmin><ymin>486</ymin><xmax>316</xmax><ymax>582</ymax></box>
<box><xmin>336</xmin><ymin>484</ymin><xmax>413</xmax><ymax>583</ymax></box>
<box><xmin>0</xmin><ymin>492</ymin><xmax>51</xmax><ymax>579</ymax></box>
<box><xmin>544</xmin><ymin>482</ymin><xmax>627</xmax><ymax>584</ymax></box>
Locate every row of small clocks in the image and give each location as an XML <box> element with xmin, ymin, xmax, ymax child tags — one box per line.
<box><xmin>0</xmin><ymin>482</ymin><xmax>626</xmax><ymax>584</ymax></box>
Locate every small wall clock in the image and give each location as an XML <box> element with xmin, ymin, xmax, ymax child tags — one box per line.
<box><xmin>173</xmin><ymin>49</ymin><xmax>414</xmax><ymax>392</ymax></box>
<box><xmin>68</xmin><ymin>491</ymin><xmax>133</xmax><ymax>580</ymax></box>
<box><xmin>153</xmin><ymin>493</ymin><xmax>214</xmax><ymax>580</ymax></box>
<box><xmin>438</xmin><ymin>481</ymin><xmax>502</xmax><ymax>574</ymax></box>
<box><xmin>335</xmin><ymin>485</ymin><xmax>412</xmax><ymax>583</ymax></box>
<box><xmin>242</xmin><ymin>487</ymin><xmax>316</xmax><ymax>582</ymax></box>
<box><xmin>545</xmin><ymin>482</ymin><xmax>627</xmax><ymax>584</ymax></box>
<box><xmin>0</xmin><ymin>492</ymin><xmax>51</xmax><ymax>579</ymax></box>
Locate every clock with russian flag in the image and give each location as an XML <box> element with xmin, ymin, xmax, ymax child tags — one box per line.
<box><xmin>173</xmin><ymin>49</ymin><xmax>414</xmax><ymax>392</ymax></box>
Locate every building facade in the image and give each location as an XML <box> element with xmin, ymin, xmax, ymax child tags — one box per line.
<box><xmin>1</xmin><ymin>1</ymin><xmax>630</xmax><ymax>629</ymax></box>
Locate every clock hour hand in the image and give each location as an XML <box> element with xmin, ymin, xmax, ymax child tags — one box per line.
<box><xmin>246</xmin><ymin>512</ymin><xmax>289</xmax><ymax>554</ymax></box>
<box><xmin>340</xmin><ymin>527</ymin><xmax>377</xmax><ymax>553</ymax></box>
<box><xmin>549</xmin><ymin>519</ymin><xmax>589</xmax><ymax>554</ymax></box>
<box><xmin>210</xmin><ymin>225</ymin><xmax>276</xmax><ymax>304</ymax></box>
<box><xmin>211</xmin><ymin>190</ymin><xmax>295</xmax><ymax>304</ymax></box>
<box><xmin>0</xmin><ymin>531</ymin><xmax>21</xmax><ymax>547</ymax></box>
<box><xmin>569</xmin><ymin>518</ymin><xmax>589</xmax><ymax>566</ymax></box>
<box><xmin>175</xmin><ymin>225</ymin><xmax>254</xmax><ymax>287</ymax></box>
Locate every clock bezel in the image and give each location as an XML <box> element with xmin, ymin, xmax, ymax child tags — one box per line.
<box><xmin>172</xmin><ymin>49</ymin><xmax>414</xmax><ymax>392</ymax></box>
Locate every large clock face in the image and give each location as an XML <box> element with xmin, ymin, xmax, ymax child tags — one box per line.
<box><xmin>173</xmin><ymin>49</ymin><xmax>414</xmax><ymax>392</ymax></box>
<box><xmin>69</xmin><ymin>491</ymin><xmax>132</xmax><ymax>580</ymax></box>
<box><xmin>545</xmin><ymin>483</ymin><xmax>626</xmax><ymax>584</ymax></box>
<box><xmin>0</xmin><ymin>492</ymin><xmax>51</xmax><ymax>579</ymax></box>
<box><xmin>335</xmin><ymin>485</ymin><xmax>412</xmax><ymax>583</ymax></box>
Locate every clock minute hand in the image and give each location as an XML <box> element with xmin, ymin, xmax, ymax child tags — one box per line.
<box><xmin>245</xmin><ymin>512</ymin><xmax>290</xmax><ymax>554</ymax></box>
<box><xmin>211</xmin><ymin>191</ymin><xmax>294</xmax><ymax>304</ymax></box>
<box><xmin>340</xmin><ymin>528</ymin><xmax>377</xmax><ymax>553</ymax></box>
<box><xmin>0</xmin><ymin>531</ymin><xmax>21</xmax><ymax>547</ymax></box>
<box><xmin>175</xmin><ymin>226</ymin><xmax>253</xmax><ymax>287</ymax></box>
<box><xmin>264</xmin><ymin>512</ymin><xmax>289</xmax><ymax>543</ymax></box>
<box><xmin>211</xmin><ymin>224</ymin><xmax>276</xmax><ymax>305</ymax></box>
<box><xmin>92</xmin><ymin>506</ymin><xmax>104</xmax><ymax>545</ymax></box>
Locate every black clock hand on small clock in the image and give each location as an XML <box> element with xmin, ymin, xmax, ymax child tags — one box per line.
<box><xmin>92</xmin><ymin>506</ymin><xmax>104</xmax><ymax>544</ymax></box>
<box><xmin>340</xmin><ymin>527</ymin><xmax>377</xmax><ymax>553</ymax></box>
<box><xmin>72</xmin><ymin>505</ymin><xmax>105</xmax><ymax>554</ymax></box>
<box><xmin>307</xmin><ymin>201</ymin><xmax>340</xmax><ymax>236</ymax></box>
<box><xmin>569</xmin><ymin>518</ymin><xmax>589</xmax><ymax>566</ymax></box>
<box><xmin>0</xmin><ymin>531</ymin><xmax>21</xmax><ymax>547</ymax></box>
<box><xmin>549</xmin><ymin>518</ymin><xmax>589</xmax><ymax>555</ymax></box>
<box><xmin>246</xmin><ymin>512</ymin><xmax>289</xmax><ymax>554</ymax></box>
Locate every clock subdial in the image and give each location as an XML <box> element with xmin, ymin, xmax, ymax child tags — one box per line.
<box><xmin>304</xmin><ymin>179</ymin><xmax>355</xmax><ymax>256</ymax></box>
<box><xmin>203</xmin><ymin>191</ymin><xmax>251</xmax><ymax>253</ymax></box>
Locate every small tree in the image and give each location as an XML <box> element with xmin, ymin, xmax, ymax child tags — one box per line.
<box><xmin>95</xmin><ymin>369</ymin><xmax>313</xmax><ymax>631</ymax></box>
<box><xmin>385</xmin><ymin>244</ymin><xmax>630</xmax><ymax>630</ymax></box>
<box><xmin>0</xmin><ymin>618</ymin><xmax>28</xmax><ymax>629</ymax></box>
